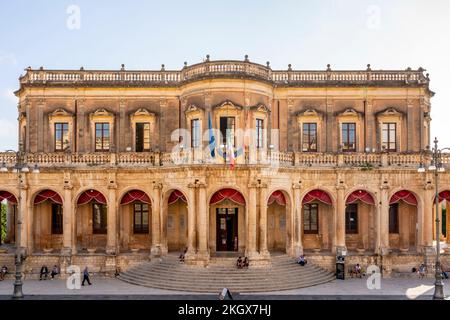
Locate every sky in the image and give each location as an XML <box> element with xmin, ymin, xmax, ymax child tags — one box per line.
<box><xmin>0</xmin><ymin>0</ymin><xmax>449</xmax><ymax>150</ymax></box>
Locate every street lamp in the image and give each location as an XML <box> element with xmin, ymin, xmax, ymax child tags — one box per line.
<box><xmin>1</xmin><ymin>144</ymin><xmax>40</xmax><ymax>299</ymax></box>
<box><xmin>417</xmin><ymin>137</ymin><xmax>449</xmax><ymax>300</ymax></box>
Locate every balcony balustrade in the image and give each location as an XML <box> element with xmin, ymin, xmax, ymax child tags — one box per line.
<box><xmin>0</xmin><ymin>150</ymin><xmax>445</xmax><ymax>170</ymax></box>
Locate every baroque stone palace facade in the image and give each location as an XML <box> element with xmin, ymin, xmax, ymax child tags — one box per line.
<box><xmin>1</xmin><ymin>57</ymin><xmax>449</xmax><ymax>275</ymax></box>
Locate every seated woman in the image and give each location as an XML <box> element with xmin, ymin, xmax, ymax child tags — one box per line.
<box><xmin>50</xmin><ymin>265</ymin><xmax>60</xmax><ymax>279</ymax></box>
<box><xmin>236</xmin><ymin>257</ymin><xmax>243</xmax><ymax>269</ymax></box>
<box><xmin>297</xmin><ymin>255</ymin><xmax>307</xmax><ymax>266</ymax></box>
<box><xmin>354</xmin><ymin>264</ymin><xmax>362</xmax><ymax>278</ymax></box>
<box><xmin>243</xmin><ymin>257</ymin><xmax>249</xmax><ymax>268</ymax></box>
<box><xmin>0</xmin><ymin>265</ymin><xmax>7</xmax><ymax>281</ymax></box>
<box><xmin>179</xmin><ymin>248</ymin><xmax>187</xmax><ymax>263</ymax></box>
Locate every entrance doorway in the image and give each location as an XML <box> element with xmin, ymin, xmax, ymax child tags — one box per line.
<box><xmin>216</xmin><ymin>208</ymin><xmax>238</xmax><ymax>251</ymax></box>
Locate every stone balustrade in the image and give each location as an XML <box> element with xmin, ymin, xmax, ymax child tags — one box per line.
<box><xmin>20</xmin><ymin>60</ymin><xmax>428</xmax><ymax>87</ymax></box>
<box><xmin>0</xmin><ymin>151</ymin><xmax>447</xmax><ymax>169</ymax></box>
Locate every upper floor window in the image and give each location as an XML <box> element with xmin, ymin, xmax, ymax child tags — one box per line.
<box><xmin>302</xmin><ymin>123</ymin><xmax>317</xmax><ymax>152</ymax></box>
<box><xmin>345</xmin><ymin>203</ymin><xmax>358</xmax><ymax>234</ymax></box>
<box><xmin>382</xmin><ymin>123</ymin><xmax>396</xmax><ymax>152</ymax></box>
<box><xmin>92</xmin><ymin>203</ymin><xmax>107</xmax><ymax>234</ymax></box>
<box><xmin>54</xmin><ymin>123</ymin><xmax>69</xmax><ymax>151</ymax></box>
<box><xmin>256</xmin><ymin>118</ymin><xmax>264</xmax><ymax>149</ymax></box>
<box><xmin>133</xmin><ymin>202</ymin><xmax>149</xmax><ymax>234</ymax></box>
<box><xmin>303</xmin><ymin>203</ymin><xmax>318</xmax><ymax>234</ymax></box>
<box><xmin>51</xmin><ymin>203</ymin><xmax>63</xmax><ymax>234</ymax></box>
<box><xmin>191</xmin><ymin>118</ymin><xmax>201</xmax><ymax>148</ymax></box>
<box><xmin>342</xmin><ymin>123</ymin><xmax>356</xmax><ymax>152</ymax></box>
<box><xmin>220</xmin><ymin>116</ymin><xmax>235</xmax><ymax>147</ymax></box>
<box><xmin>135</xmin><ymin>122</ymin><xmax>150</xmax><ymax>152</ymax></box>
<box><xmin>389</xmin><ymin>203</ymin><xmax>399</xmax><ymax>234</ymax></box>
<box><xmin>95</xmin><ymin>123</ymin><xmax>110</xmax><ymax>151</ymax></box>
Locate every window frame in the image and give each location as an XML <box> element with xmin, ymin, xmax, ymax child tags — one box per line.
<box><xmin>191</xmin><ymin>118</ymin><xmax>201</xmax><ymax>148</ymax></box>
<box><xmin>381</xmin><ymin>122</ymin><xmax>397</xmax><ymax>152</ymax></box>
<box><xmin>256</xmin><ymin>118</ymin><xmax>264</xmax><ymax>149</ymax></box>
<box><xmin>54</xmin><ymin>122</ymin><xmax>69</xmax><ymax>152</ymax></box>
<box><xmin>133</xmin><ymin>202</ymin><xmax>150</xmax><ymax>234</ymax></box>
<box><xmin>302</xmin><ymin>123</ymin><xmax>318</xmax><ymax>152</ymax></box>
<box><xmin>389</xmin><ymin>203</ymin><xmax>399</xmax><ymax>234</ymax></box>
<box><xmin>303</xmin><ymin>203</ymin><xmax>319</xmax><ymax>234</ymax></box>
<box><xmin>51</xmin><ymin>203</ymin><xmax>63</xmax><ymax>235</ymax></box>
<box><xmin>219</xmin><ymin>116</ymin><xmax>236</xmax><ymax>147</ymax></box>
<box><xmin>135</xmin><ymin>122</ymin><xmax>151</xmax><ymax>152</ymax></box>
<box><xmin>345</xmin><ymin>203</ymin><xmax>358</xmax><ymax>234</ymax></box>
<box><xmin>95</xmin><ymin>122</ymin><xmax>110</xmax><ymax>152</ymax></box>
<box><xmin>341</xmin><ymin>122</ymin><xmax>356</xmax><ymax>152</ymax></box>
<box><xmin>92</xmin><ymin>202</ymin><xmax>107</xmax><ymax>234</ymax></box>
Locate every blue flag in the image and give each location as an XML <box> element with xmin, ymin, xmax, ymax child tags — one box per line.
<box><xmin>208</xmin><ymin>112</ymin><xmax>216</xmax><ymax>157</ymax></box>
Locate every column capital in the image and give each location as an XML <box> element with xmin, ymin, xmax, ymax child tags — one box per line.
<box><xmin>335</xmin><ymin>184</ymin><xmax>346</xmax><ymax>190</ymax></box>
<box><xmin>379</xmin><ymin>183</ymin><xmax>390</xmax><ymax>190</ymax></box>
<box><xmin>423</xmin><ymin>182</ymin><xmax>433</xmax><ymax>190</ymax></box>
<box><xmin>152</xmin><ymin>181</ymin><xmax>163</xmax><ymax>190</ymax></box>
<box><xmin>292</xmin><ymin>181</ymin><xmax>302</xmax><ymax>189</ymax></box>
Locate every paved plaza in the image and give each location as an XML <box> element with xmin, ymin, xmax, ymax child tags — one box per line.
<box><xmin>0</xmin><ymin>277</ymin><xmax>448</xmax><ymax>300</ymax></box>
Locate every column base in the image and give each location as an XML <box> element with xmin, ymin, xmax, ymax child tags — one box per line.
<box><xmin>335</xmin><ymin>246</ymin><xmax>348</xmax><ymax>257</ymax></box>
<box><xmin>185</xmin><ymin>251</ymin><xmax>210</xmax><ymax>266</ymax></box>
<box><xmin>150</xmin><ymin>245</ymin><xmax>162</xmax><ymax>258</ymax></box>
<box><xmin>60</xmin><ymin>247</ymin><xmax>72</xmax><ymax>256</ymax></box>
<box><xmin>378</xmin><ymin>247</ymin><xmax>391</xmax><ymax>256</ymax></box>
<box><xmin>293</xmin><ymin>245</ymin><xmax>304</xmax><ymax>258</ymax></box>
<box><xmin>106</xmin><ymin>247</ymin><xmax>117</xmax><ymax>255</ymax></box>
<box><xmin>423</xmin><ymin>246</ymin><xmax>436</xmax><ymax>256</ymax></box>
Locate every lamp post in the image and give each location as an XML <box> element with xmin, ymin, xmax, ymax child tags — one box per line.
<box><xmin>1</xmin><ymin>143</ymin><xmax>40</xmax><ymax>299</ymax></box>
<box><xmin>418</xmin><ymin>137</ymin><xmax>448</xmax><ymax>300</ymax></box>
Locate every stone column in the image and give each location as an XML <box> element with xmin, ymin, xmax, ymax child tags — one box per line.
<box><xmin>106</xmin><ymin>185</ymin><xmax>117</xmax><ymax>254</ymax></box>
<box><xmin>17</xmin><ymin>174</ymin><xmax>29</xmax><ymax>252</ymax></box>
<box><xmin>446</xmin><ymin>201</ymin><xmax>450</xmax><ymax>244</ymax></box>
<box><xmin>335</xmin><ymin>184</ymin><xmax>346</xmax><ymax>255</ymax></box>
<box><xmin>292</xmin><ymin>182</ymin><xmax>303</xmax><ymax>256</ymax></box>
<box><xmin>151</xmin><ymin>182</ymin><xmax>162</xmax><ymax>257</ymax></box>
<box><xmin>186</xmin><ymin>183</ymin><xmax>197</xmax><ymax>257</ymax></box>
<box><xmin>258</xmin><ymin>182</ymin><xmax>269</xmax><ymax>258</ymax></box>
<box><xmin>37</xmin><ymin>99</ymin><xmax>45</xmax><ymax>152</ymax></box>
<box><xmin>62</xmin><ymin>184</ymin><xmax>73</xmax><ymax>255</ymax></box>
<box><xmin>407</xmin><ymin>99</ymin><xmax>414</xmax><ymax>151</ymax></box>
<box><xmin>423</xmin><ymin>186</ymin><xmax>434</xmax><ymax>250</ymax></box>
<box><xmin>246</xmin><ymin>182</ymin><xmax>258</xmax><ymax>258</ymax></box>
<box><xmin>438</xmin><ymin>201</ymin><xmax>444</xmax><ymax>240</ymax></box>
<box><xmin>379</xmin><ymin>183</ymin><xmax>390</xmax><ymax>255</ymax></box>
<box><xmin>5</xmin><ymin>203</ymin><xmax>16</xmax><ymax>243</ymax></box>
<box><xmin>197</xmin><ymin>183</ymin><xmax>209</xmax><ymax>262</ymax></box>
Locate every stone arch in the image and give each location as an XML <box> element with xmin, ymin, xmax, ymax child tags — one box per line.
<box><xmin>300</xmin><ymin>188</ymin><xmax>334</xmax><ymax>252</ymax></box>
<box><xmin>388</xmin><ymin>189</ymin><xmax>420</xmax><ymax>251</ymax></box>
<box><xmin>118</xmin><ymin>189</ymin><xmax>152</xmax><ymax>252</ymax></box>
<box><xmin>163</xmin><ymin>188</ymin><xmax>189</xmax><ymax>253</ymax></box>
<box><xmin>0</xmin><ymin>190</ymin><xmax>18</xmax><ymax>245</ymax></box>
<box><xmin>209</xmin><ymin>188</ymin><xmax>246</xmax><ymax>253</ymax></box>
<box><xmin>31</xmin><ymin>189</ymin><xmax>64</xmax><ymax>252</ymax></box>
<box><xmin>266</xmin><ymin>189</ymin><xmax>292</xmax><ymax>253</ymax></box>
<box><xmin>74</xmin><ymin>188</ymin><xmax>108</xmax><ymax>253</ymax></box>
<box><xmin>344</xmin><ymin>189</ymin><xmax>377</xmax><ymax>252</ymax></box>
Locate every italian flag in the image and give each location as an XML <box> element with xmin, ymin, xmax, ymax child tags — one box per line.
<box><xmin>228</xmin><ymin>143</ymin><xmax>235</xmax><ymax>170</ymax></box>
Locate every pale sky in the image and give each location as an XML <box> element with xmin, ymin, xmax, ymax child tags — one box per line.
<box><xmin>0</xmin><ymin>0</ymin><xmax>449</xmax><ymax>150</ymax></box>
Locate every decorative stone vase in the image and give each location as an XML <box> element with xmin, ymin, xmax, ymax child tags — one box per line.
<box><xmin>312</xmin><ymin>248</ymin><xmax>321</xmax><ymax>253</ymax></box>
<box><xmin>87</xmin><ymin>248</ymin><xmax>97</xmax><ymax>254</ymax></box>
<box><xmin>131</xmin><ymin>248</ymin><xmax>140</xmax><ymax>254</ymax></box>
<box><xmin>399</xmin><ymin>248</ymin><xmax>409</xmax><ymax>253</ymax></box>
<box><xmin>43</xmin><ymin>248</ymin><xmax>53</xmax><ymax>254</ymax></box>
<box><xmin>356</xmin><ymin>248</ymin><xmax>365</xmax><ymax>254</ymax></box>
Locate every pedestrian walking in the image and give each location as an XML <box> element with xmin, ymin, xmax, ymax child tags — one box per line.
<box><xmin>82</xmin><ymin>266</ymin><xmax>92</xmax><ymax>286</ymax></box>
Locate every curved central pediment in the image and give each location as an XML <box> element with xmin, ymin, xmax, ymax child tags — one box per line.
<box><xmin>212</xmin><ymin>100</ymin><xmax>243</xmax><ymax>111</ymax></box>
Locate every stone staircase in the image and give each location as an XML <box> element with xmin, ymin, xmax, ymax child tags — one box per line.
<box><xmin>118</xmin><ymin>254</ymin><xmax>335</xmax><ymax>293</ymax></box>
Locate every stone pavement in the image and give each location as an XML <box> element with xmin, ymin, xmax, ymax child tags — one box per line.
<box><xmin>0</xmin><ymin>276</ymin><xmax>449</xmax><ymax>299</ymax></box>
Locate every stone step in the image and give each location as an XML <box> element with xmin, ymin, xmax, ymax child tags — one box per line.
<box><xmin>118</xmin><ymin>254</ymin><xmax>334</xmax><ymax>292</ymax></box>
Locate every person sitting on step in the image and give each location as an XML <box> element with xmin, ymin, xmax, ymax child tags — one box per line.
<box><xmin>0</xmin><ymin>265</ymin><xmax>7</xmax><ymax>281</ymax></box>
<box><xmin>243</xmin><ymin>257</ymin><xmax>249</xmax><ymax>268</ymax></box>
<box><xmin>179</xmin><ymin>247</ymin><xmax>187</xmax><ymax>263</ymax></box>
<box><xmin>236</xmin><ymin>256</ymin><xmax>243</xmax><ymax>269</ymax></box>
<box><xmin>39</xmin><ymin>265</ymin><xmax>49</xmax><ymax>280</ymax></box>
<box><xmin>297</xmin><ymin>255</ymin><xmax>307</xmax><ymax>266</ymax></box>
